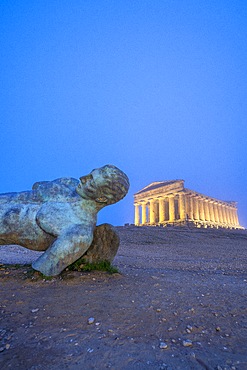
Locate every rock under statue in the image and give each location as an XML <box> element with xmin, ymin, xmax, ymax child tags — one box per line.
<box><xmin>0</xmin><ymin>165</ymin><xmax>129</xmax><ymax>276</ymax></box>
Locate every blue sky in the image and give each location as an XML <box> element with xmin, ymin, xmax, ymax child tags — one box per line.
<box><xmin>1</xmin><ymin>0</ymin><xmax>247</xmax><ymax>227</ymax></box>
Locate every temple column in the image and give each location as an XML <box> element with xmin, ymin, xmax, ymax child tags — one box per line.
<box><xmin>163</xmin><ymin>198</ymin><xmax>168</xmax><ymax>221</ymax></box>
<box><xmin>209</xmin><ymin>201</ymin><xmax>215</xmax><ymax>222</ymax></box>
<box><xmin>168</xmin><ymin>195</ymin><xmax>175</xmax><ymax>222</ymax></box>
<box><xmin>232</xmin><ymin>208</ymin><xmax>236</xmax><ymax>226</ymax></box>
<box><xmin>232</xmin><ymin>208</ymin><xmax>237</xmax><ymax>225</ymax></box>
<box><xmin>199</xmin><ymin>198</ymin><xmax>205</xmax><ymax>221</ymax></box>
<box><xmin>159</xmin><ymin>198</ymin><xmax>165</xmax><ymax>223</ymax></box>
<box><xmin>228</xmin><ymin>207</ymin><xmax>234</xmax><ymax>225</ymax></box>
<box><xmin>218</xmin><ymin>203</ymin><xmax>224</xmax><ymax>224</ymax></box>
<box><xmin>233</xmin><ymin>208</ymin><xmax>238</xmax><ymax>226</ymax></box>
<box><xmin>204</xmin><ymin>199</ymin><xmax>210</xmax><ymax>221</ymax></box>
<box><xmin>179</xmin><ymin>193</ymin><xmax>186</xmax><ymax>221</ymax></box>
<box><xmin>134</xmin><ymin>204</ymin><xmax>140</xmax><ymax>226</ymax></box>
<box><xmin>141</xmin><ymin>203</ymin><xmax>147</xmax><ymax>225</ymax></box>
<box><xmin>190</xmin><ymin>196</ymin><xmax>194</xmax><ymax>220</ymax></box>
<box><xmin>155</xmin><ymin>201</ymin><xmax>159</xmax><ymax>223</ymax></box>
<box><xmin>187</xmin><ymin>194</ymin><xmax>194</xmax><ymax>220</ymax></box>
<box><xmin>230</xmin><ymin>208</ymin><xmax>233</xmax><ymax>225</ymax></box>
<box><xmin>193</xmin><ymin>196</ymin><xmax>200</xmax><ymax>220</ymax></box>
<box><xmin>185</xmin><ymin>195</ymin><xmax>189</xmax><ymax>219</ymax></box>
<box><xmin>226</xmin><ymin>206</ymin><xmax>231</xmax><ymax>225</ymax></box>
<box><xmin>222</xmin><ymin>205</ymin><xmax>227</xmax><ymax>224</ymax></box>
<box><xmin>233</xmin><ymin>208</ymin><xmax>237</xmax><ymax>225</ymax></box>
<box><xmin>224</xmin><ymin>206</ymin><xmax>228</xmax><ymax>225</ymax></box>
<box><xmin>234</xmin><ymin>209</ymin><xmax>239</xmax><ymax>226</ymax></box>
<box><xmin>229</xmin><ymin>207</ymin><xmax>233</xmax><ymax>225</ymax></box>
<box><xmin>147</xmin><ymin>204</ymin><xmax>150</xmax><ymax>223</ymax></box>
<box><xmin>214</xmin><ymin>202</ymin><xmax>219</xmax><ymax>223</ymax></box>
<box><xmin>149</xmin><ymin>199</ymin><xmax>155</xmax><ymax>224</ymax></box>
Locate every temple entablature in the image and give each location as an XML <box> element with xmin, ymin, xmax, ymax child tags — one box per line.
<box><xmin>134</xmin><ymin>180</ymin><xmax>244</xmax><ymax>230</ymax></box>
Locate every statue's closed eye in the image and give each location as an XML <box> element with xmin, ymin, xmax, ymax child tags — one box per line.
<box><xmin>95</xmin><ymin>196</ymin><xmax>108</xmax><ymax>203</ymax></box>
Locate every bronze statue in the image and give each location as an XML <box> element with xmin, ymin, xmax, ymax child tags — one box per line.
<box><xmin>0</xmin><ymin>165</ymin><xmax>129</xmax><ymax>276</ymax></box>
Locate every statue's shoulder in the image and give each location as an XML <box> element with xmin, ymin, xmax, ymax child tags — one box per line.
<box><xmin>32</xmin><ymin>177</ymin><xmax>79</xmax><ymax>190</ymax></box>
<box><xmin>32</xmin><ymin>178</ymin><xmax>79</xmax><ymax>202</ymax></box>
<box><xmin>52</xmin><ymin>177</ymin><xmax>79</xmax><ymax>188</ymax></box>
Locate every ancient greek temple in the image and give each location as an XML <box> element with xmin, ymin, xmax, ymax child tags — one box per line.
<box><xmin>134</xmin><ymin>180</ymin><xmax>243</xmax><ymax>229</ymax></box>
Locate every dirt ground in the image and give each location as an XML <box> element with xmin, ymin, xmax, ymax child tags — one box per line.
<box><xmin>0</xmin><ymin>226</ymin><xmax>247</xmax><ymax>370</ymax></box>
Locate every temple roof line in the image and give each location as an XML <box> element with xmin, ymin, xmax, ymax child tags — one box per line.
<box><xmin>135</xmin><ymin>180</ymin><xmax>184</xmax><ymax>195</ymax></box>
<box><xmin>184</xmin><ymin>188</ymin><xmax>237</xmax><ymax>206</ymax></box>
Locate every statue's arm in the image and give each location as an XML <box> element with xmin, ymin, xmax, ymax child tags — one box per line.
<box><xmin>32</xmin><ymin>224</ymin><xmax>94</xmax><ymax>276</ymax></box>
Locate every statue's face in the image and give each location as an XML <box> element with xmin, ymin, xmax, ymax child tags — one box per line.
<box><xmin>76</xmin><ymin>164</ymin><xmax>129</xmax><ymax>205</ymax></box>
<box><xmin>76</xmin><ymin>168</ymin><xmax>108</xmax><ymax>202</ymax></box>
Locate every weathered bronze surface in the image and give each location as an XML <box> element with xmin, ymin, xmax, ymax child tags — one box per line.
<box><xmin>0</xmin><ymin>165</ymin><xmax>129</xmax><ymax>276</ymax></box>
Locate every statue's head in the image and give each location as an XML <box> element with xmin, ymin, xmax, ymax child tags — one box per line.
<box><xmin>76</xmin><ymin>165</ymin><xmax>129</xmax><ymax>206</ymax></box>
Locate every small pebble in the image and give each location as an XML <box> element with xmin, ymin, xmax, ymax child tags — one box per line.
<box><xmin>88</xmin><ymin>317</ymin><xmax>95</xmax><ymax>324</ymax></box>
<box><xmin>183</xmin><ymin>339</ymin><xmax>193</xmax><ymax>347</ymax></box>
<box><xmin>186</xmin><ymin>325</ymin><xmax>193</xmax><ymax>333</ymax></box>
<box><xmin>159</xmin><ymin>342</ymin><xmax>168</xmax><ymax>349</ymax></box>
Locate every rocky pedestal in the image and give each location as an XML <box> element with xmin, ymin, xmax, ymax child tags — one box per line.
<box><xmin>82</xmin><ymin>223</ymin><xmax>120</xmax><ymax>264</ymax></box>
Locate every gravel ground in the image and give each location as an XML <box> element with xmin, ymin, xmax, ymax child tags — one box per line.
<box><xmin>0</xmin><ymin>245</ymin><xmax>43</xmax><ymax>265</ymax></box>
<box><xmin>0</xmin><ymin>225</ymin><xmax>247</xmax><ymax>369</ymax></box>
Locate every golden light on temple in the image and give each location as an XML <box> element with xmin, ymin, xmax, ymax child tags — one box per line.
<box><xmin>134</xmin><ymin>180</ymin><xmax>244</xmax><ymax>229</ymax></box>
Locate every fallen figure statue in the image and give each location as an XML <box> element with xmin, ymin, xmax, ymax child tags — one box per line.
<box><xmin>0</xmin><ymin>165</ymin><xmax>129</xmax><ymax>276</ymax></box>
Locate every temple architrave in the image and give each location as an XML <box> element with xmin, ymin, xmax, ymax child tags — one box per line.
<box><xmin>134</xmin><ymin>180</ymin><xmax>244</xmax><ymax>229</ymax></box>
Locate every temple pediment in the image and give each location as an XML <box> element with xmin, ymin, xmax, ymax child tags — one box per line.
<box><xmin>134</xmin><ymin>180</ymin><xmax>185</xmax><ymax>203</ymax></box>
<box><xmin>136</xmin><ymin>180</ymin><xmax>184</xmax><ymax>195</ymax></box>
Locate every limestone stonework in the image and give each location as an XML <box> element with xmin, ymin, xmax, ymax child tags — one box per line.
<box><xmin>134</xmin><ymin>180</ymin><xmax>244</xmax><ymax>229</ymax></box>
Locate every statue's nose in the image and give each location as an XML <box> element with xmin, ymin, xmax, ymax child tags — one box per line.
<box><xmin>79</xmin><ymin>176</ymin><xmax>87</xmax><ymax>184</ymax></box>
<box><xmin>80</xmin><ymin>175</ymin><xmax>92</xmax><ymax>184</ymax></box>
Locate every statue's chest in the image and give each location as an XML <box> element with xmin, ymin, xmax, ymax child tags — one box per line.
<box><xmin>36</xmin><ymin>202</ymin><xmax>96</xmax><ymax>236</ymax></box>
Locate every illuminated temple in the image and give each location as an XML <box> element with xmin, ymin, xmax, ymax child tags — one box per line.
<box><xmin>134</xmin><ymin>180</ymin><xmax>243</xmax><ymax>229</ymax></box>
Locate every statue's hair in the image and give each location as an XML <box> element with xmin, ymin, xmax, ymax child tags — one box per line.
<box><xmin>97</xmin><ymin>165</ymin><xmax>130</xmax><ymax>205</ymax></box>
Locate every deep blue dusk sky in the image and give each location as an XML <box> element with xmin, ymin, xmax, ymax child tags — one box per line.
<box><xmin>1</xmin><ymin>1</ymin><xmax>247</xmax><ymax>227</ymax></box>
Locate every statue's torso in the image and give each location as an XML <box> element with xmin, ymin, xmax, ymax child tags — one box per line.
<box><xmin>0</xmin><ymin>178</ymin><xmax>97</xmax><ymax>250</ymax></box>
